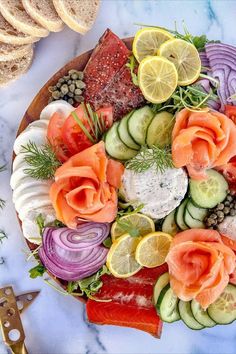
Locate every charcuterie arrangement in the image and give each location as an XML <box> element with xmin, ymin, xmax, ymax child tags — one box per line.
<box><xmin>11</xmin><ymin>25</ymin><xmax>236</xmax><ymax>337</ymax></box>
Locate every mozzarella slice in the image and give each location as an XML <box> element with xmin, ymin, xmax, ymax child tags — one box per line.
<box><xmin>40</xmin><ymin>100</ymin><xmax>74</xmax><ymax>121</ymax></box>
<box><xmin>18</xmin><ymin>195</ymin><xmax>53</xmax><ymax>221</ymax></box>
<box><xmin>26</xmin><ymin>119</ymin><xmax>49</xmax><ymax>131</ymax></box>
<box><xmin>22</xmin><ymin>207</ymin><xmax>56</xmax><ymax>244</ymax></box>
<box><xmin>12</xmin><ymin>153</ymin><xmax>26</xmax><ymax>172</ymax></box>
<box><xmin>14</xmin><ymin>127</ymin><xmax>46</xmax><ymax>155</ymax></box>
<box><xmin>10</xmin><ymin>167</ymin><xmax>28</xmax><ymax>190</ymax></box>
<box><xmin>13</xmin><ymin>180</ymin><xmax>52</xmax><ymax>204</ymax></box>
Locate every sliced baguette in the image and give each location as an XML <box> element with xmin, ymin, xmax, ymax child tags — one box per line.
<box><xmin>0</xmin><ymin>43</ymin><xmax>33</xmax><ymax>61</ymax></box>
<box><xmin>0</xmin><ymin>0</ymin><xmax>49</xmax><ymax>37</ymax></box>
<box><xmin>0</xmin><ymin>12</ymin><xmax>39</xmax><ymax>44</ymax></box>
<box><xmin>22</xmin><ymin>0</ymin><xmax>64</xmax><ymax>32</ymax></box>
<box><xmin>0</xmin><ymin>48</ymin><xmax>34</xmax><ymax>87</ymax></box>
<box><xmin>53</xmin><ymin>0</ymin><xmax>100</xmax><ymax>34</ymax></box>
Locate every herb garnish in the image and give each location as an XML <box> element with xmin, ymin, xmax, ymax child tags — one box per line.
<box><xmin>117</xmin><ymin>219</ymin><xmax>140</xmax><ymax>237</ymax></box>
<box><xmin>0</xmin><ymin>230</ymin><xmax>7</xmax><ymax>244</ymax></box>
<box><xmin>29</xmin><ymin>263</ymin><xmax>46</xmax><ymax>278</ymax></box>
<box><xmin>126</xmin><ymin>145</ymin><xmax>173</xmax><ymax>174</ymax></box>
<box><xmin>22</xmin><ymin>141</ymin><xmax>61</xmax><ymax>180</ymax></box>
<box><xmin>0</xmin><ymin>164</ymin><xmax>6</xmax><ymax>209</ymax></box>
<box><xmin>117</xmin><ymin>203</ymin><xmax>145</xmax><ymax>218</ymax></box>
<box><xmin>36</xmin><ymin>214</ymin><xmax>45</xmax><ymax>236</ymax></box>
<box><xmin>126</xmin><ymin>55</ymin><xmax>139</xmax><ymax>86</ymax></box>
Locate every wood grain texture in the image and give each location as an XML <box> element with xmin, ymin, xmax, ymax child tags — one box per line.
<box><xmin>14</xmin><ymin>37</ymin><xmax>133</xmax><ymax>301</ymax></box>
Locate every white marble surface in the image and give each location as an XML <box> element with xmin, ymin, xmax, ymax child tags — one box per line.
<box><xmin>1</xmin><ymin>0</ymin><xmax>236</xmax><ymax>353</ymax></box>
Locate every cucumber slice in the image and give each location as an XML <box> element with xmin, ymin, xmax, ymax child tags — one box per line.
<box><xmin>186</xmin><ymin>201</ymin><xmax>208</xmax><ymax>222</ymax></box>
<box><xmin>105</xmin><ymin>122</ymin><xmax>138</xmax><ymax>160</ymax></box>
<box><xmin>146</xmin><ymin>111</ymin><xmax>174</xmax><ymax>147</ymax></box>
<box><xmin>191</xmin><ymin>300</ymin><xmax>216</xmax><ymax>327</ymax></box>
<box><xmin>178</xmin><ymin>300</ymin><xmax>204</xmax><ymax>330</ymax></box>
<box><xmin>175</xmin><ymin>199</ymin><xmax>188</xmax><ymax>230</ymax></box>
<box><xmin>207</xmin><ymin>284</ymin><xmax>236</xmax><ymax>324</ymax></box>
<box><xmin>153</xmin><ymin>272</ymin><xmax>169</xmax><ymax>306</ymax></box>
<box><xmin>162</xmin><ymin>210</ymin><xmax>178</xmax><ymax>236</ymax></box>
<box><xmin>157</xmin><ymin>284</ymin><xmax>180</xmax><ymax>323</ymax></box>
<box><xmin>128</xmin><ymin>106</ymin><xmax>154</xmax><ymax>145</ymax></box>
<box><xmin>118</xmin><ymin>113</ymin><xmax>140</xmax><ymax>150</ymax></box>
<box><xmin>189</xmin><ymin>169</ymin><xmax>228</xmax><ymax>209</ymax></box>
<box><xmin>184</xmin><ymin>208</ymin><xmax>205</xmax><ymax>229</ymax></box>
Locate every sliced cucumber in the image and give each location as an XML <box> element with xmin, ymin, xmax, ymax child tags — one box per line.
<box><xmin>175</xmin><ymin>199</ymin><xmax>189</xmax><ymax>230</ymax></box>
<box><xmin>118</xmin><ymin>112</ymin><xmax>140</xmax><ymax>150</ymax></box>
<box><xmin>162</xmin><ymin>210</ymin><xmax>178</xmax><ymax>236</ymax></box>
<box><xmin>207</xmin><ymin>284</ymin><xmax>236</xmax><ymax>325</ymax></box>
<box><xmin>157</xmin><ymin>284</ymin><xmax>180</xmax><ymax>323</ymax></box>
<box><xmin>146</xmin><ymin>111</ymin><xmax>174</xmax><ymax>148</ymax></box>
<box><xmin>128</xmin><ymin>106</ymin><xmax>154</xmax><ymax>145</ymax></box>
<box><xmin>191</xmin><ymin>300</ymin><xmax>216</xmax><ymax>327</ymax></box>
<box><xmin>186</xmin><ymin>201</ymin><xmax>208</xmax><ymax>222</ymax></box>
<box><xmin>189</xmin><ymin>169</ymin><xmax>228</xmax><ymax>209</ymax></box>
<box><xmin>105</xmin><ymin>122</ymin><xmax>138</xmax><ymax>160</ymax></box>
<box><xmin>178</xmin><ymin>300</ymin><xmax>204</xmax><ymax>330</ymax></box>
<box><xmin>184</xmin><ymin>208</ymin><xmax>205</xmax><ymax>229</ymax></box>
<box><xmin>153</xmin><ymin>272</ymin><xmax>169</xmax><ymax>306</ymax></box>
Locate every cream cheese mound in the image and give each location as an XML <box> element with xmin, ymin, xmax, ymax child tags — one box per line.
<box><xmin>122</xmin><ymin>166</ymin><xmax>188</xmax><ymax>219</ymax></box>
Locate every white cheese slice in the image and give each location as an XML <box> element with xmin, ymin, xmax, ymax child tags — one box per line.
<box><xmin>10</xmin><ymin>166</ymin><xmax>28</xmax><ymax>190</ymax></box>
<box><xmin>13</xmin><ymin>127</ymin><xmax>46</xmax><ymax>155</ymax></box>
<box><xmin>122</xmin><ymin>166</ymin><xmax>188</xmax><ymax>219</ymax></box>
<box><xmin>40</xmin><ymin>100</ymin><xmax>74</xmax><ymax>121</ymax></box>
<box><xmin>13</xmin><ymin>178</ymin><xmax>52</xmax><ymax>203</ymax></box>
<box><xmin>18</xmin><ymin>195</ymin><xmax>53</xmax><ymax>221</ymax></box>
<box><xmin>218</xmin><ymin>216</ymin><xmax>236</xmax><ymax>241</ymax></box>
<box><xmin>12</xmin><ymin>153</ymin><xmax>26</xmax><ymax>172</ymax></box>
<box><xmin>14</xmin><ymin>183</ymin><xmax>52</xmax><ymax>208</ymax></box>
<box><xmin>26</xmin><ymin>119</ymin><xmax>49</xmax><ymax>130</ymax></box>
<box><xmin>21</xmin><ymin>207</ymin><xmax>56</xmax><ymax>244</ymax></box>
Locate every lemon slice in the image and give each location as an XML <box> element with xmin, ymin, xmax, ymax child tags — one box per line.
<box><xmin>159</xmin><ymin>38</ymin><xmax>201</xmax><ymax>86</ymax></box>
<box><xmin>111</xmin><ymin>213</ymin><xmax>155</xmax><ymax>241</ymax></box>
<box><xmin>138</xmin><ymin>56</ymin><xmax>178</xmax><ymax>104</ymax></box>
<box><xmin>133</xmin><ymin>27</ymin><xmax>173</xmax><ymax>62</ymax></box>
<box><xmin>135</xmin><ymin>232</ymin><xmax>172</xmax><ymax>268</ymax></box>
<box><xmin>107</xmin><ymin>234</ymin><xmax>142</xmax><ymax>278</ymax></box>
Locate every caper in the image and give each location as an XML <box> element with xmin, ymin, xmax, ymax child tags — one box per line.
<box><xmin>223</xmin><ymin>207</ymin><xmax>230</xmax><ymax>215</ymax></box>
<box><xmin>71</xmin><ymin>73</ymin><xmax>78</xmax><ymax>80</ymax></box>
<box><xmin>230</xmin><ymin>209</ymin><xmax>236</xmax><ymax>216</ymax></box>
<box><xmin>211</xmin><ymin>213</ymin><xmax>217</xmax><ymax>219</ymax></box>
<box><xmin>217</xmin><ymin>216</ymin><xmax>224</xmax><ymax>223</ymax></box>
<box><xmin>68</xmin><ymin>80</ymin><xmax>72</xmax><ymax>85</ymax></box>
<box><xmin>69</xmin><ymin>69</ymin><xmax>78</xmax><ymax>75</ymax></box>
<box><xmin>75</xmin><ymin>95</ymin><xmax>84</xmax><ymax>103</ymax></box>
<box><xmin>48</xmin><ymin>86</ymin><xmax>55</xmax><ymax>93</ymax></box>
<box><xmin>69</xmin><ymin>84</ymin><xmax>75</xmax><ymax>92</ymax></box>
<box><xmin>76</xmin><ymin>80</ymin><xmax>86</xmax><ymax>89</ymax></box>
<box><xmin>216</xmin><ymin>203</ymin><xmax>224</xmax><ymax>210</ymax></box>
<box><xmin>78</xmin><ymin>71</ymin><xmax>84</xmax><ymax>80</ymax></box>
<box><xmin>224</xmin><ymin>201</ymin><xmax>230</xmax><ymax>206</ymax></box>
<box><xmin>75</xmin><ymin>88</ymin><xmax>82</xmax><ymax>95</ymax></box>
<box><xmin>68</xmin><ymin>92</ymin><xmax>74</xmax><ymax>97</ymax></box>
<box><xmin>216</xmin><ymin>210</ymin><xmax>224</xmax><ymax>218</ymax></box>
<box><xmin>52</xmin><ymin>90</ymin><xmax>61</xmax><ymax>99</ymax></box>
<box><xmin>68</xmin><ymin>98</ymin><xmax>74</xmax><ymax>105</ymax></box>
<box><xmin>64</xmin><ymin>75</ymin><xmax>70</xmax><ymax>80</ymax></box>
<box><xmin>56</xmin><ymin>82</ymin><xmax>61</xmax><ymax>88</ymax></box>
<box><xmin>230</xmin><ymin>203</ymin><xmax>234</xmax><ymax>209</ymax></box>
<box><xmin>61</xmin><ymin>84</ymin><xmax>69</xmax><ymax>95</ymax></box>
<box><xmin>58</xmin><ymin>78</ymin><xmax>64</xmax><ymax>83</ymax></box>
<box><xmin>227</xmin><ymin>195</ymin><xmax>233</xmax><ymax>202</ymax></box>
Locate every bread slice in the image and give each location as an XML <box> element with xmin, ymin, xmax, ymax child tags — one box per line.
<box><xmin>0</xmin><ymin>12</ymin><xmax>39</xmax><ymax>44</ymax></box>
<box><xmin>22</xmin><ymin>0</ymin><xmax>64</xmax><ymax>32</ymax></box>
<box><xmin>0</xmin><ymin>42</ymin><xmax>33</xmax><ymax>61</ymax></box>
<box><xmin>0</xmin><ymin>0</ymin><xmax>49</xmax><ymax>37</ymax></box>
<box><xmin>0</xmin><ymin>48</ymin><xmax>33</xmax><ymax>86</ymax></box>
<box><xmin>53</xmin><ymin>0</ymin><xmax>100</xmax><ymax>34</ymax></box>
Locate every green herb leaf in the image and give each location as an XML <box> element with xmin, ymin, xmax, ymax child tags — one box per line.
<box><xmin>36</xmin><ymin>214</ymin><xmax>45</xmax><ymax>236</ymax></box>
<box><xmin>0</xmin><ymin>164</ymin><xmax>7</xmax><ymax>173</ymax></box>
<box><xmin>117</xmin><ymin>219</ymin><xmax>140</xmax><ymax>237</ymax></box>
<box><xmin>117</xmin><ymin>203</ymin><xmax>145</xmax><ymax>219</ymax></box>
<box><xmin>29</xmin><ymin>263</ymin><xmax>46</xmax><ymax>278</ymax></box>
<box><xmin>0</xmin><ymin>199</ymin><xmax>5</xmax><ymax>210</ymax></box>
<box><xmin>0</xmin><ymin>230</ymin><xmax>7</xmax><ymax>244</ymax></box>
<box><xmin>22</xmin><ymin>141</ymin><xmax>61</xmax><ymax>180</ymax></box>
<box><xmin>126</xmin><ymin>55</ymin><xmax>139</xmax><ymax>86</ymax></box>
<box><xmin>126</xmin><ymin>145</ymin><xmax>173</xmax><ymax>174</ymax></box>
<box><xmin>103</xmin><ymin>237</ymin><xmax>112</xmax><ymax>248</ymax></box>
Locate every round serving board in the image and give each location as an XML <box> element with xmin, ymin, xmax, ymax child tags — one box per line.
<box><xmin>14</xmin><ymin>37</ymin><xmax>133</xmax><ymax>300</ymax></box>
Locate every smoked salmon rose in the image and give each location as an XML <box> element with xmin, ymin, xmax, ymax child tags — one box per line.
<box><xmin>166</xmin><ymin>229</ymin><xmax>236</xmax><ymax>309</ymax></box>
<box><xmin>172</xmin><ymin>108</ymin><xmax>236</xmax><ymax>180</ymax></box>
<box><xmin>50</xmin><ymin>141</ymin><xmax>124</xmax><ymax>228</ymax></box>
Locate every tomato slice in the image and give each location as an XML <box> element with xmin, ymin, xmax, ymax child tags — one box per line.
<box><xmin>47</xmin><ymin>112</ymin><xmax>70</xmax><ymax>162</ymax></box>
<box><xmin>62</xmin><ymin>105</ymin><xmax>113</xmax><ymax>155</ymax></box>
<box><xmin>62</xmin><ymin>105</ymin><xmax>93</xmax><ymax>155</ymax></box>
<box><xmin>224</xmin><ymin>105</ymin><xmax>236</xmax><ymax>124</ymax></box>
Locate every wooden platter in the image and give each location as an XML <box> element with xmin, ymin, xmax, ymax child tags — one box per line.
<box><xmin>14</xmin><ymin>37</ymin><xmax>133</xmax><ymax>301</ymax></box>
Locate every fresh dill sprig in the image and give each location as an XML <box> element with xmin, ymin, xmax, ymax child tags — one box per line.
<box><xmin>0</xmin><ymin>257</ymin><xmax>5</xmax><ymax>265</ymax></box>
<box><xmin>0</xmin><ymin>199</ymin><xmax>5</xmax><ymax>210</ymax></box>
<box><xmin>0</xmin><ymin>230</ymin><xmax>7</xmax><ymax>244</ymax></box>
<box><xmin>21</xmin><ymin>141</ymin><xmax>61</xmax><ymax>180</ymax></box>
<box><xmin>126</xmin><ymin>145</ymin><xmax>173</xmax><ymax>174</ymax></box>
<box><xmin>117</xmin><ymin>203</ymin><xmax>145</xmax><ymax>219</ymax></box>
<box><xmin>0</xmin><ymin>164</ymin><xmax>7</xmax><ymax>173</ymax></box>
<box><xmin>126</xmin><ymin>55</ymin><xmax>139</xmax><ymax>86</ymax></box>
<box><xmin>72</xmin><ymin>103</ymin><xmax>108</xmax><ymax>144</ymax></box>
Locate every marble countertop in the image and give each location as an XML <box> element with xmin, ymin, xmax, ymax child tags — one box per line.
<box><xmin>1</xmin><ymin>0</ymin><xmax>236</xmax><ymax>353</ymax></box>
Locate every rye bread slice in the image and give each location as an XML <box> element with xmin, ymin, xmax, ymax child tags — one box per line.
<box><xmin>0</xmin><ymin>0</ymin><xmax>49</xmax><ymax>37</ymax></box>
<box><xmin>0</xmin><ymin>48</ymin><xmax>34</xmax><ymax>86</ymax></box>
<box><xmin>22</xmin><ymin>0</ymin><xmax>64</xmax><ymax>32</ymax></box>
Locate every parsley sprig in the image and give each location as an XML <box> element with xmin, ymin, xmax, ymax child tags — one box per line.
<box><xmin>125</xmin><ymin>145</ymin><xmax>173</xmax><ymax>174</ymax></box>
<box><xmin>22</xmin><ymin>141</ymin><xmax>61</xmax><ymax>180</ymax></box>
<box><xmin>126</xmin><ymin>55</ymin><xmax>139</xmax><ymax>86</ymax></box>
